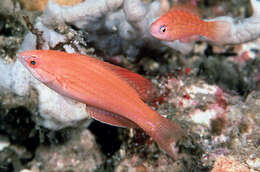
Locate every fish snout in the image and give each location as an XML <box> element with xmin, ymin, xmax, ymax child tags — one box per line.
<box><xmin>17</xmin><ymin>52</ymin><xmax>30</xmax><ymax>67</ymax></box>
<box><xmin>150</xmin><ymin>22</ymin><xmax>172</xmax><ymax>41</ymax></box>
<box><xmin>150</xmin><ymin>22</ymin><xmax>161</xmax><ymax>39</ymax></box>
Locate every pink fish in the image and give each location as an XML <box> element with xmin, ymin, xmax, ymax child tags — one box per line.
<box><xmin>18</xmin><ymin>50</ymin><xmax>186</xmax><ymax>159</ymax></box>
<box><xmin>150</xmin><ymin>4</ymin><xmax>229</xmax><ymax>43</ymax></box>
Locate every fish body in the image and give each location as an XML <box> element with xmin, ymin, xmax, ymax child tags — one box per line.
<box><xmin>18</xmin><ymin>50</ymin><xmax>185</xmax><ymax>159</ymax></box>
<box><xmin>150</xmin><ymin>5</ymin><xmax>227</xmax><ymax>43</ymax></box>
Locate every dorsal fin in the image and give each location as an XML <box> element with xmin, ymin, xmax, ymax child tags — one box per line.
<box><xmin>171</xmin><ymin>3</ymin><xmax>201</xmax><ymax>17</ymax></box>
<box><xmin>84</xmin><ymin>55</ymin><xmax>157</xmax><ymax>102</ymax></box>
<box><xmin>103</xmin><ymin>63</ymin><xmax>157</xmax><ymax>102</ymax></box>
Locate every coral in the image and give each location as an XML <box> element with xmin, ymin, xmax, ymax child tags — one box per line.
<box><xmin>115</xmin><ymin>155</ymin><xmax>179</xmax><ymax>172</ymax></box>
<box><xmin>0</xmin><ymin>0</ymin><xmax>16</xmax><ymax>14</ymax></box>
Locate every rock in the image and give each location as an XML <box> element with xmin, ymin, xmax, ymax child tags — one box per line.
<box><xmin>211</xmin><ymin>156</ymin><xmax>250</xmax><ymax>172</ymax></box>
<box><xmin>31</xmin><ymin>130</ymin><xmax>103</xmax><ymax>172</ymax></box>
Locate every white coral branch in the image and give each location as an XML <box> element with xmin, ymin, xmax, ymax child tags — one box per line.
<box><xmin>42</xmin><ymin>0</ymin><xmax>124</xmax><ymax>28</ymax></box>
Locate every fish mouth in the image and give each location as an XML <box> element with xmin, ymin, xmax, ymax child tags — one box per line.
<box><xmin>17</xmin><ymin>52</ymin><xmax>29</xmax><ymax>67</ymax></box>
<box><xmin>150</xmin><ymin>23</ymin><xmax>160</xmax><ymax>39</ymax></box>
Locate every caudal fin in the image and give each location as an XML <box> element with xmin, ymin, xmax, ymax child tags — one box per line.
<box><xmin>203</xmin><ymin>20</ymin><xmax>231</xmax><ymax>44</ymax></box>
<box><xmin>148</xmin><ymin>116</ymin><xmax>186</xmax><ymax>159</ymax></box>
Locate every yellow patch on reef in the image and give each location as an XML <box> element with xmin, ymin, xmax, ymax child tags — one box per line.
<box><xmin>19</xmin><ymin>0</ymin><xmax>83</xmax><ymax>11</ymax></box>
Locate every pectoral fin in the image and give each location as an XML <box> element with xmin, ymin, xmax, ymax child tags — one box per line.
<box><xmin>86</xmin><ymin>105</ymin><xmax>138</xmax><ymax>128</ymax></box>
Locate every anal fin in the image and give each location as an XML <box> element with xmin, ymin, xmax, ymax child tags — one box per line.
<box><xmin>179</xmin><ymin>35</ymin><xmax>199</xmax><ymax>43</ymax></box>
<box><xmin>86</xmin><ymin>105</ymin><xmax>138</xmax><ymax>128</ymax></box>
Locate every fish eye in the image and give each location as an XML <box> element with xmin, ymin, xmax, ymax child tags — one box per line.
<box><xmin>159</xmin><ymin>25</ymin><xmax>167</xmax><ymax>33</ymax></box>
<box><xmin>28</xmin><ymin>55</ymin><xmax>38</xmax><ymax>68</ymax></box>
<box><xmin>30</xmin><ymin>60</ymin><xmax>36</xmax><ymax>65</ymax></box>
<box><xmin>29</xmin><ymin>59</ymin><xmax>37</xmax><ymax>68</ymax></box>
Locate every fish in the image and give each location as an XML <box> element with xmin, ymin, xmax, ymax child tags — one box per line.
<box><xmin>150</xmin><ymin>4</ymin><xmax>229</xmax><ymax>43</ymax></box>
<box><xmin>18</xmin><ymin>50</ymin><xmax>186</xmax><ymax>159</ymax></box>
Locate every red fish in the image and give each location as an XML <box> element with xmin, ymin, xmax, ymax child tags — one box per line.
<box><xmin>18</xmin><ymin>50</ymin><xmax>185</xmax><ymax>159</ymax></box>
<box><xmin>150</xmin><ymin>4</ymin><xmax>229</xmax><ymax>43</ymax></box>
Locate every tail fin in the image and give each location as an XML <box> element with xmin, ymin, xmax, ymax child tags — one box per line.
<box><xmin>148</xmin><ymin>116</ymin><xmax>186</xmax><ymax>159</ymax></box>
<box><xmin>203</xmin><ymin>20</ymin><xmax>231</xmax><ymax>44</ymax></box>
